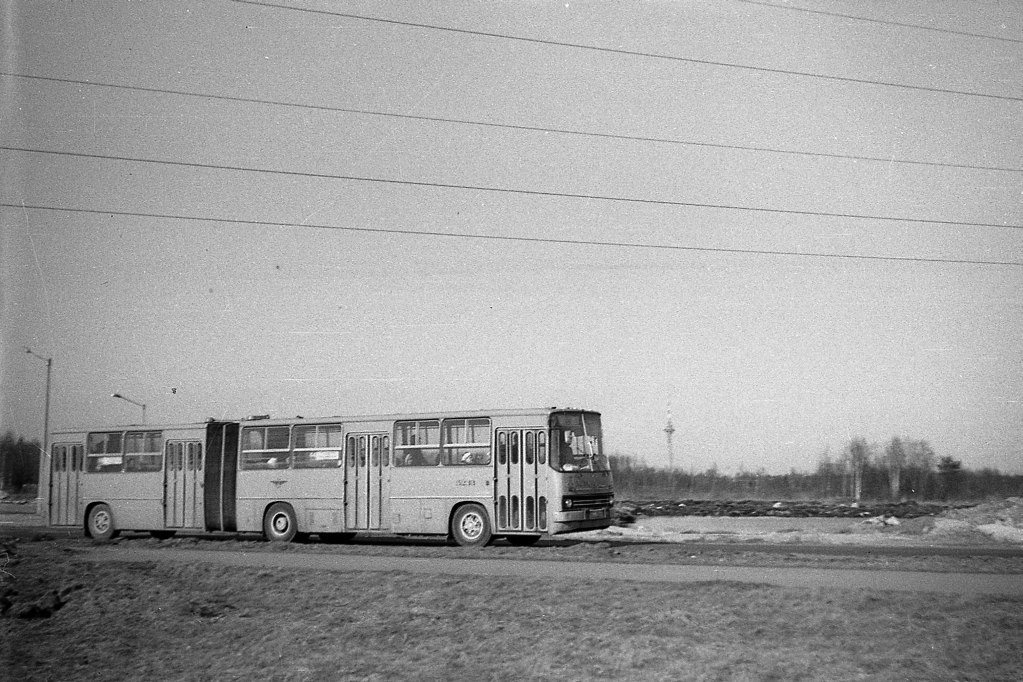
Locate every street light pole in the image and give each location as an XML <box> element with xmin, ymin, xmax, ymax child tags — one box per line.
<box><xmin>23</xmin><ymin>348</ymin><xmax>52</xmax><ymax>455</ymax></box>
<box><xmin>111</xmin><ymin>392</ymin><xmax>146</xmax><ymax>424</ymax></box>
<box><xmin>23</xmin><ymin>347</ymin><xmax>52</xmax><ymax>512</ymax></box>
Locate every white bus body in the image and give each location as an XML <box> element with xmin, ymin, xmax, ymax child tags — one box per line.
<box><xmin>45</xmin><ymin>407</ymin><xmax>613</xmax><ymax>546</ymax></box>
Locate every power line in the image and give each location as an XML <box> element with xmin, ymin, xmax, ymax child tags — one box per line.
<box><xmin>4</xmin><ymin>71</ymin><xmax>1019</xmax><ymax>174</ymax></box>
<box><xmin>735</xmin><ymin>0</ymin><xmax>1023</xmax><ymax>45</ymax></box>
<box><xmin>3</xmin><ymin>145</ymin><xmax>1020</xmax><ymax>231</ymax></box>
<box><xmin>231</xmin><ymin>0</ymin><xmax>1023</xmax><ymax>104</ymax></box>
<box><xmin>4</xmin><ymin>202</ymin><xmax>1021</xmax><ymax>267</ymax></box>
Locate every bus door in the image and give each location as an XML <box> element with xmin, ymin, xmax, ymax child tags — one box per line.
<box><xmin>345</xmin><ymin>433</ymin><xmax>388</xmax><ymax>530</ymax></box>
<box><xmin>49</xmin><ymin>443</ymin><xmax>83</xmax><ymax>526</ymax></box>
<box><xmin>495</xmin><ymin>429</ymin><xmax>548</xmax><ymax>533</ymax></box>
<box><xmin>165</xmin><ymin>441</ymin><xmax>203</xmax><ymax>528</ymax></box>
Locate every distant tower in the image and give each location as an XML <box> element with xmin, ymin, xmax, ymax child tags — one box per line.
<box><xmin>664</xmin><ymin>406</ymin><xmax>676</xmax><ymax>470</ymax></box>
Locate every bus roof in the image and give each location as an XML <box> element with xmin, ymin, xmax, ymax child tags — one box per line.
<box><xmin>50</xmin><ymin>406</ymin><xmax>600</xmax><ymax>434</ymax></box>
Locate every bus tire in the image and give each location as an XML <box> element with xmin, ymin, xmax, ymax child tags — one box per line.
<box><xmin>450</xmin><ymin>504</ymin><xmax>492</xmax><ymax>547</ymax></box>
<box><xmin>263</xmin><ymin>503</ymin><xmax>298</xmax><ymax>543</ymax></box>
<box><xmin>506</xmin><ymin>535</ymin><xmax>541</xmax><ymax>547</ymax></box>
<box><xmin>87</xmin><ymin>503</ymin><xmax>117</xmax><ymax>541</ymax></box>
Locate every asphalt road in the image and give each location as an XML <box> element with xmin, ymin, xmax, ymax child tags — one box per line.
<box><xmin>84</xmin><ymin>546</ymin><xmax>1023</xmax><ymax>595</ymax></box>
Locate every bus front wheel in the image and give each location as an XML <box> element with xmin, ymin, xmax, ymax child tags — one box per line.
<box><xmin>450</xmin><ymin>504</ymin><xmax>492</xmax><ymax>547</ymax></box>
<box><xmin>87</xmin><ymin>503</ymin><xmax>117</xmax><ymax>541</ymax></box>
<box><xmin>263</xmin><ymin>503</ymin><xmax>298</xmax><ymax>543</ymax></box>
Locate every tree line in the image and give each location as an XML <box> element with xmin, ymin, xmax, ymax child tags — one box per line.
<box><xmin>0</xmin><ymin>431</ymin><xmax>41</xmax><ymax>494</ymax></box>
<box><xmin>611</xmin><ymin>436</ymin><xmax>1023</xmax><ymax>501</ymax></box>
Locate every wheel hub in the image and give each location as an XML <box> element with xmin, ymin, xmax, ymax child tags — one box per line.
<box><xmin>461</xmin><ymin>514</ymin><xmax>482</xmax><ymax>538</ymax></box>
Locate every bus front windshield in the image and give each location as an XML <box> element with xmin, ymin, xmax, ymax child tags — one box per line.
<box><xmin>550</xmin><ymin>412</ymin><xmax>608</xmax><ymax>473</ymax></box>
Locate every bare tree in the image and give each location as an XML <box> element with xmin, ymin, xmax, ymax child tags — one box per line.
<box><xmin>905</xmin><ymin>439</ymin><xmax>936</xmax><ymax>498</ymax></box>
<box><xmin>815</xmin><ymin>447</ymin><xmax>839</xmax><ymax>498</ymax></box>
<box><xmin>844</xmin><ymin>437</ymin><xmax>871</xmax><ymax>502</ymax></box>
<box><xmin>884</xmin><ymin>436</ymin><xmax>907</xmax><ymax>500</ymax></box>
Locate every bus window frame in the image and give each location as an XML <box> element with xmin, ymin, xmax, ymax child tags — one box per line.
<box><xmin>441</xmin><ymin>417</ymin><xmax>492</xmax><ymax>466</ymax></box>
<box><xmin>124</xmin><ymin>430</ymin><xmax>164</xmax><ymax>473</ymax></box>
<box><xmin>86</xmin><ymin>431</ymin><xmax>124</xmax><ymax>473</ymax></box>
<box><xmin>240</xmin><ymin>424</ymin><xmax>292</xmax><ymax>470</ymax></box>
<box><xmin>393</xmin><ymin>419</ymin><xmax>441</xmax><ymax>466</ymax></box>
<box><xmin>292</xmin><ymin>422</ymin><xmax>344</xmax><ymax>469</ymax></box>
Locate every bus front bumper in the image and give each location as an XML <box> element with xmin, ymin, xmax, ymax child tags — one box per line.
<box><xmin>550</xmin><ymin>507</ymin><xmax>613</xmax><ymax>534</ymax></box>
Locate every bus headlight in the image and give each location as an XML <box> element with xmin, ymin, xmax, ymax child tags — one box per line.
<box><xmin>563</xmin><ymin>498</ymin><xmax>573</xmax><ymax>510</ymax></box>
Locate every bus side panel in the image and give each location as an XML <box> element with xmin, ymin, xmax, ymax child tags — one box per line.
<box><xmin>82</xmin><ymin>472</ymin><xmax>163</xmax><ymax>530</ymax></box>
<box><xmin>388</xmin><ymin>467</ymin><xmax>492</xmax><ymax>534</ymax></box>
<box><xmin>287</xmin><ymin>468</ymin><xmax>345</xmax><ymax>533</ymax></box>
<box><xmin>234</xmin><ymin>468</ymin><xmax>346</xmax><ymax>534</ymax></box>
<box><xmin>204</xmin><ymin>422</ymin><xmax>239</xmax><ymax>532</ymax></box>
<box><xmin>117</xmin><ymin>472</ymin><xmax>165</xmax><ymax>529</ymax></box>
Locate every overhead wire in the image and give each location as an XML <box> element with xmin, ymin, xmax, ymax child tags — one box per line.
<box><xmin>735</xmin><ymin>0</ymin><xmax>1023</xmax><ymax>45</ymax></box>
<box><xmin>231</xmin><ymin>0</ymin><xmax>1023</xmax><ymax>103</ymax></box>
<box><xmin>2</xmin><ymin>72</ymin><xmax>1019</xmax><ymax>174</ymax></box>
<box><xmin>4</xmin><ymin>202</ymin><xmax>1021</xmax><ymax>267</ymax></box>
<box><xmin>3</xmin><ymin>145</ymin><xmax>1020</xmax><ymax>231</ymax></box>
<box><xmin>4</xmin><ymin>9</ymin><xmax>1019</xmax><ymax>268</ymax></box>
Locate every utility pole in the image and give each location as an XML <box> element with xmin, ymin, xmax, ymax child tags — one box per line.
<box><xmin>24</xmin><ymin>347</ymin><xmax>52</xmax><ymax>513</ymax></box>
<box><xmin>23</xmin><ymin>348</ymin><xmax>52</xmax><ymax>454</ymax></box>
<box><xmin>664</xmin><ymin>406</ymin><xmax>675</xmax><ymax>471</ymax></box>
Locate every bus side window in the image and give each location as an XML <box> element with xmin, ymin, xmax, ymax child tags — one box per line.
<box><xmin>442</xmin><ymin>418</ymin><xmax>491</xmax><ymax>465</ymax></box>
<box><xmin>241</xmin><ymin>426</ymin><xmax>291</xmax><ymax>469</ymax></box>
<box><xmin>124</xmin><ymin>431</ymin><xmax>163</xmax><ymax>472</ymax></box>
<box><xmin>87</xmin><ymin>432</ymin><xmax>124</xmax><ymax>472</ymax></box>
<box><xmin>394</xmin><ymin>420</ymin><xmax>440</xmax><ymax>466</ymax></box>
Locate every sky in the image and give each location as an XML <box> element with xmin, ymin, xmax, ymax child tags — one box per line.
<box><xmin>1</xmin><ymin>0</ymin><xmax>1021</xmax><ymax>475</ymax></box>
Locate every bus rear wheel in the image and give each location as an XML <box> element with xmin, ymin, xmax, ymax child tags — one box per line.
<box><xmin>87</xmin><ymin>503</ymin><xmax>117</xmax><ymax>541</ymax></box>
<box><xmin>263</xmin><ymin>503</ymin><xmax>298</xmax><ymax>543</ymax></box>
<box><xmin>451</xmin><ymin>504</ymin><xmax>492</xmax><ymax>547</ymax></box>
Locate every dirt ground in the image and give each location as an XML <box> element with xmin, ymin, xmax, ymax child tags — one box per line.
<box><xmin>3</xmin><ymin>499</ymin><xmax>1023</xmax><ymax>680</ymax></box>
<box><xmin>3</xmin><ymin>535</ymin><xmax>1023</xmax><ymax>681</ymax></box>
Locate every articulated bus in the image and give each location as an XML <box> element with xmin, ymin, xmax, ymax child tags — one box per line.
<box><xmin>45</xmin><ymin>407</ymin><xmax>613</xmax><ymax>546</ymax></box>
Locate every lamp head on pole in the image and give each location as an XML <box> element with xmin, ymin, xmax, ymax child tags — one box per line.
<box><xmin>23</xmin><ymin>346</ymin><xmax>51</xmax><ymax>364</ymax></box>
<box><xmin>111</xmin><ymin>392</ymin><xmax>146</xmax><ymax>423</ymax></box>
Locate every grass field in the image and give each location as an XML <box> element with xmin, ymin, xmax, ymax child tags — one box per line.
<box><xmin>3</xmin><ymin>535</ymin><xmax>1022</xmax><ymax>681</ymax></box>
